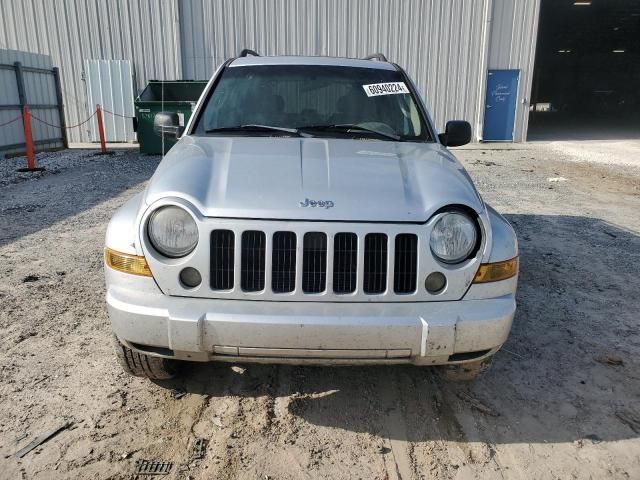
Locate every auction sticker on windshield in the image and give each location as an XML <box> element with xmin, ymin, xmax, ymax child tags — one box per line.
<box><xmin>362</xmin><ymin>82</ymin><xmax>410</xmax><ymax>97</ymax></box>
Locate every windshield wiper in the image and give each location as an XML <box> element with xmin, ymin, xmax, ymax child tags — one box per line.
<box><xmin>205</xmin><ymin>124</ymin><xmax>304</xmax><ymax>136</ymax></box>
<box><xmin>297</xmin><ymin>124</ymin><xmax>400</xmax><ymax>141</ymax></box>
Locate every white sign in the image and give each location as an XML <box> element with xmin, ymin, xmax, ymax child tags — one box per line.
<box><xmin>362</xmin><ymin>82</ymin><xmax>410</xmax><ymax>97</ymax></box>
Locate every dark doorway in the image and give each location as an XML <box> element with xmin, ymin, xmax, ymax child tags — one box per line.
<box><xmin>528</xmin><ymin>0</ymin><xmax>640</xmax><ymax>140</ymax></box>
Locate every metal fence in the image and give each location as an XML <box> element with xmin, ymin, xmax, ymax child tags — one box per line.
<box><xmin>0</xmin><ymin>50</ymin><xmax>66</xmax><ymax>155</ymax></box>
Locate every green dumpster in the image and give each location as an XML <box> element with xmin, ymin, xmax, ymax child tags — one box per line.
<box><xmin>134</xmin><ymin>80</ymin><xmax>208</xmax><ymax>154</ymax></box>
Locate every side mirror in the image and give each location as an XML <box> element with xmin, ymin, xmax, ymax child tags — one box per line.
<box><xmin>438</xmin><ymin>120</ymin><xmax>472</xmax><ymax>147</ymax></box>
<box><xmin>153</xmin><ymin>112</ymin><xmax>184</xmax><ymax>139</ymax></box>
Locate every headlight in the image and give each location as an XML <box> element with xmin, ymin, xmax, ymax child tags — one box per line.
<box><xmin>147</xmin><ymin>206</ymin><xmax>199</xmax><ymax>257</ymax></box>
<box><xmin>430</xmin><ymin>211</ymin><xmax>478</xmax><ymax>264</ymax></box>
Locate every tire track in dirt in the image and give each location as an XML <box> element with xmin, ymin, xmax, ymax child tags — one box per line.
<box><xmin>161</xmin><ymin>364</ymin><xmax>243</xmax><ymax>479</ymax></box>
<box><xmin>196</xmin><ymin>364</ymin><xmax>307</xmax><ymax>479</ymax></box>
<box><xmin>438</xmin><ymin>382</ymin><xmax>507</xmax><ymax>479</ymax></box>
<box><xmin>376</xmin><ymin>368</ymin><xmax>416</xmax><ymax>480</ymax></box>
<box><xmin>269</xmin><ymin>366</ymin><xmax>390</xmax><ymax>478</ymax></box>
<box><xmin>274</xmin><ymin>366</ymin><xmax>341</xmax><ymax>478</ymax></box>
<box><xmin>245</xmin><ymin>365</ymin><xmax>320</xmax><ymax>479</ymax></box>
<box><xmin>405</xmin><ymin>371</ymin><xmax>511</xmax><ymax>479</ymax></box>
<box><xmin>399</xmin><ymin>371</ymin><xmax>462</xmax><ymax>480</ymax></box>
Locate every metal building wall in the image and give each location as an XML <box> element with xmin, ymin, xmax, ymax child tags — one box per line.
<box><xmin>0</xmin><ymin>0</ymin><xmax>540</xmax><ymax>143</ymax></box>
<box><xmin>488</xmin><ymin>0</ymin><xmax>541</xmax><ymax>142</ymax></box>
<box><xmin>0</xmin><ymin>0</ymin><xmax>182</xmax><ymax>143</ymax></box>
<box><xmin>179</xmin><ymin>0</ymin><xmax>493</xmax><ymax>137</ymax></box>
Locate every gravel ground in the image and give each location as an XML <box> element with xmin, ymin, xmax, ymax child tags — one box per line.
<box><xmin>0</xmin><ymin>150</ymin><xmax>116</xmax><ymax>188</ymax></box>
<box><xmin>542</xmin><ymin>139</ymin><xmax>640</xmax><ymax>169</ymax></box>
<box><xmin>0</xmin><ymin>143</ymin><xmax>639</xmax><ymax>479</ymax></box>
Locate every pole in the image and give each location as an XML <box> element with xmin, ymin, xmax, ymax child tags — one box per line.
<box><xmin>13</xmin><ymin>62</ymin><xmax>44</xmax><ymax>172</ymax></box>
<box><xmin>96</xmin><ymin>104</ymin><xmax>107</xmax><ymax>154</ymax></box>
<box><xmin>14</xmin><ymin>62</ymin><xmax>26</xmax><ymax>107</ymax></box>
<box><xmin>22</xmin><ymin>106</ymin><xmax>36</xmax><ymax>170</ymax></box>
<box><xmin>52</xmin><ymin>67</ymin><xmax>68</xmax><ymax>148</ymax></box>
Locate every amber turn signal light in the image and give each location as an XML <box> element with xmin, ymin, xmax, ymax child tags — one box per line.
<box><xmin>473</xmin><ymin>257</ymin><xmax>518</xmax><ymax>283</ymax></box>
<box><xmin>104</xmin><ymin>248</ymin><xmax>153</xmax><ymax>277</ymax></box>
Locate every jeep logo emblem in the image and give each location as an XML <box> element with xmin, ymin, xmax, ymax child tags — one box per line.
<box><xmin>299</xmin><ymin>198</ymin><xmax>335</xmax><ymax>209</ymax></box>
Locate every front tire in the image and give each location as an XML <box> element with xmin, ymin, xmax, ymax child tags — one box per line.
<box><xmin>112</xmin><ymin>335</ymin><xmax>177</xmax><ymax>380</ymax></box>
<box><xmin>441</xmin><ymin>356</ymin><xmax>493</xmax><ymax>381</ymax></box>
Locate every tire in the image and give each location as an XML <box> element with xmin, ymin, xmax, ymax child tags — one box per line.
<box><xmin>441</xmin><ymin>356</ymin><xmax>493</xmax><ymax>382</ymax></box>
<box><xmin>112</xmin><ymin>335</ymin><xmax>177</xmax><ymax>380</ymax></box>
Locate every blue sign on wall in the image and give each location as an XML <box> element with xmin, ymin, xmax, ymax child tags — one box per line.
<box><xmin>483</xmin><ymin>69</ymin><xmax>520</xmax><ymax>141</ymax></box>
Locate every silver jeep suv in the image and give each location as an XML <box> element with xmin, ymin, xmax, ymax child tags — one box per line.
<box><xmin>105</xmin><ymin>51</ymin><xmax>518</xmax><ymax>381</ymax></box>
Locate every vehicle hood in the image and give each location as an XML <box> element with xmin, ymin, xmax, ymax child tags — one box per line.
<box><xmin>144</xmin><ymin>136</ymin><xmax>483</xmax><ymax>222</ymax></box>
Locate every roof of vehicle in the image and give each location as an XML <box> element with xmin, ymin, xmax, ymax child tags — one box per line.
<box><xmin>229</xmin><ymin>55</ymin><xmax>397</xmax><ymax>71</ymax></box>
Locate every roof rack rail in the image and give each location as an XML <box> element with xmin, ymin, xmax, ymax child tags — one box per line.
<box><xmin>362</xmin><ymin>53</ymin><xmax>388</xmax><ymax>62</ymax></box>
<box><xmin>239</xmin><ymin>49</ymin><xmax>260</xmax><ymax>57</ymax></box>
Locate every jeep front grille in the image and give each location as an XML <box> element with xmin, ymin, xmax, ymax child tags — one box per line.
<box><xmin>271</xmin><ymin>231</ymin><xmax>296</xmax><ymax>293</ymax></box>
<box><xmin>393</xmin><ymin>234</ymin><xmax>418</xmax><ymax>294</ymax></box>
<box><xmin>333</xmin><ymin>232</ymin><xmax>358</xmax><ymax>294</ymax></box>
<box><xmin>363</xmin><ymin>233</ymin><xmax>388</xmax><ymax>294</ymax></box>
<box><xmin>209</xmin><ymin>229</ymin><xmax>419</xmax><ymax>298</ymax></box>
<box><xmin>241</xmin><ymin>230</ymin><xmax>266</xmax><ymax>292</ymax></box>
<box><xmin>302</xmin><ymin>232</ymin><xmax>328</xmax><ymax>293</ymax></box>
<box><xmin>210</xmin><ymin>229</ymin><xmax>235</xmax><ymax>290</ymax></box>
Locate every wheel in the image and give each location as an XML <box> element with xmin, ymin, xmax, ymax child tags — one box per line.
<box><xmin>112</xmin><ymin>335</ymin><xmax>177</xmax><ymax>380</ymax></box>
<box><xmin>441</xmin><ymin>356</ymin><xmax>493</xmax><ymax>382</ymax></box>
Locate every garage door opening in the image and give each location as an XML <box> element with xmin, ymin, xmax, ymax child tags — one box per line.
<box><xmin>528</xmin><ymin>0</ymin><xmax>640</xmax><ymax>140</ymax></box>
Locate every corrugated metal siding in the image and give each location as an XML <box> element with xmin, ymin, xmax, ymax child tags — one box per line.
<box><xmin>0</xmin><ymin>51</ymin><xmax>26</xmax><ymax>153</ymax></box>
<box><xmin>0</xmin><ymin>0</ymin><xmax>182</xmax><ymax>143</ymax></box>
<box><xmin>179</xmin><ymin>0</ymin><xmax>492</xmax><ymax>137</ymax></box>
<box><xmin>0</xmin><ymin>48</ymin><xmax>62</xmax><ymax>154</ymax></box>
<box><xmin>1</xmin><ymin>0</ymin><xmax>539</xmax><ymax>143</ymax></box>
<box><xmin>85</xmin><ymin>60</ymin><xmax>135</xmax><ymax>142</ymax></box>
<box><xmin>488</xmin><ymin>0</ymin><xmax>541</xmax><ymax>141</ymax></box>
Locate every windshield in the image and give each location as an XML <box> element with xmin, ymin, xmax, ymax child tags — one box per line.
<box><xmin>192</xmin><ymin>64</ymin><xmax>432</xmax><ymax>142</ymax></box>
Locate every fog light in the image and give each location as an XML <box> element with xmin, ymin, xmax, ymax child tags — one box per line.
<box><xmin>425</xmin><ymin>272</ymin><xmax>446</xmax><ymax>293</ymax></box>
<box><xmin>179</xmin><ymin>267</ymin><xmax>202</xmax><ymax>288</ymax></box>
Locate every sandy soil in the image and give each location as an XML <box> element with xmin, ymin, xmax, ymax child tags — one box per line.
<box><xmin>0</xmin><ymin>144</ymin><xmax>639</xmax><ymax>479</ymax></box>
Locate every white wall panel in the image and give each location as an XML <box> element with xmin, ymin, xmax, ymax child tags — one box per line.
<box><xmin>85</xmin><ymin>60</ymin><xmax>135</xmax><ymax>142</ymax></box>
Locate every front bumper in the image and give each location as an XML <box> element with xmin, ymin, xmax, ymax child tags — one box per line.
<box><xmin>107</xmin><ymin>273</ymin><xmax>516</xmax><ymax>366</ymax></box>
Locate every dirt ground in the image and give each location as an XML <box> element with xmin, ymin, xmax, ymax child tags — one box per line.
<box><xmin>0</xmin><ymin>142</ymin><xmax>639</xmax><ymax>480</ymax></box>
